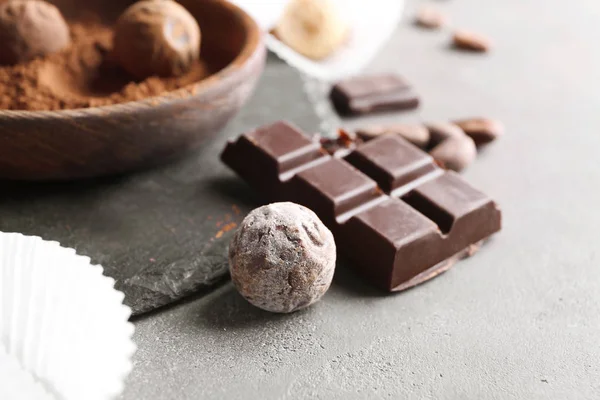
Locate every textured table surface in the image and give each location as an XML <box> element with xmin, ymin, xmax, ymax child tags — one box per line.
<box><xmin>122</xmin><ymin>0</ymin><xmax>600</xmax><ymax>398</ymax></box>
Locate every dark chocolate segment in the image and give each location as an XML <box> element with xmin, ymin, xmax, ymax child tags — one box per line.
<box><xmin>221</xmin><ymin>121</ymin><xmax>329</xmax><ymax>198</ymax></box>
<box><xmin>244</xmin><ymin>121</ymin><xmax>327</xmax><ymax>178</ymax></box>
<box><xmin>339</xmin><ymin>198</ymin><xmax>440</xmax><ymax>289</ymax></box>
<box><xmin>402</xmin><ymin>172</ymin><xmax>501</xmax><ymax>248</ymax></box>
<box><xmin>330</xmin><ymin>74</ymin><xmax>419</xmax><ymax>116</ymax></box>
<box><xmin>293</xmin><ymin>158</ymin><xmax>385</xmax><ymax>224</ymax></box>
<box><xmin>345</xmin><ymin>134</ymin><xmax>442</xmax><ymax>196</ymax></box>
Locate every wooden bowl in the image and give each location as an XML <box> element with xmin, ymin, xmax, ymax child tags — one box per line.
<box><xmin>0</xmin><ymin>0</ymin><xmax>266</xmax><ymax>180</ymax></box>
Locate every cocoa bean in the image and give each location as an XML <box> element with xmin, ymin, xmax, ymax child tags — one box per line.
<box><xmin>452</xmin><ymin>30</ymin><xmax>491</xmax><ymax>52</ymax></box>
<box><xmin>453</xmin><ymin>118</ymin><xmax>504</xmax><ymax>146</ymax></box>
<box><xmin>429</xmin><ymin>134</ymin><xmax>477</xmax><ymax>172</ymax></box>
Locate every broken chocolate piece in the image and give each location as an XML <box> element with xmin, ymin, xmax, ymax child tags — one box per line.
<box><xmin>330</xmin><ymin>74</ymin><xmax>420</xmax><ymax>116</ymax></box>
<box><xmin>221</xmin><ymin>121</ymin><xmax>501</xmax><ymax>291</ymax></box>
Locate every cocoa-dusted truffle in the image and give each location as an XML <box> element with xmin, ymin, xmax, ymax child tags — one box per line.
<box><xmin>0</xmin><ymin>0</ymin><xmax>71</xmax><ymax>65</ymax></box>
<box><xmin>112</xmin><ymin>0</ymin><xmax>201</xmax><ymax>79</ymax></box>
<box><xmin>229</xmin><ymin>202</ymin><xmax>336</xmax><ymax>313</ymax></box>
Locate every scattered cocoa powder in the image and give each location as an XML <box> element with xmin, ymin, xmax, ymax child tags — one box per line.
<box><xmin>0</xmin><ymin>20</ymin><xmax>213</xmax><ymax>111</ymax></box>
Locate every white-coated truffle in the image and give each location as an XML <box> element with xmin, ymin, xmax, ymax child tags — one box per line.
<box><xmin>229</xmin><ymin>202</ymin><xmax>336</xmax><ymax>313</ymax></box>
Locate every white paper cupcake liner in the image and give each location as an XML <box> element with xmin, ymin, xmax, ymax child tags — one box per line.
<box><xmin>230</xmin><ymin>0</ymin><xmax>405</xmax><ymax>81</ymax></box>
<box><xmin>0</xmin><ymin>343</ymin><xmax>55</xmax><ymax>399</ymax></box>
<box><xmin>0</xmin><ymin>232</ymin><xmax>136</xmax><ymax>400</ymax></box>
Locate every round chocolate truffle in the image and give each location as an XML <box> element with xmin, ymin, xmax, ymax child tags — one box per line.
<box><xmin>0</xmin><ymin>0</ymin><xmax>71</xmax><ymax>65</ymax></box>
<box><xmin>229</xmin><ymin>202</ymin><xmax>336</xmax><ymax>313</ymax></box>
<box><xmin>112</xmin><ymin>0</ymin><xmax>201</xmax><ymax>79</ymax></box>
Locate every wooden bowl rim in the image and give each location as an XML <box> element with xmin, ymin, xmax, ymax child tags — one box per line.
<box><xmin>0</xmin><ymin>0</ymin><xmax>263</xmax><ymax>119</ymax></box>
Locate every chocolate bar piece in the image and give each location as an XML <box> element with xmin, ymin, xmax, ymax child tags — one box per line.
<box><xmin>330</xmin><ymin>74</ymin><xmax>419</xmax><ymax>116</ymax></box>
<box><xmin>221</xmin><ymin>121</ymin><xmax>501</xmax><ymax>291</ymax></box>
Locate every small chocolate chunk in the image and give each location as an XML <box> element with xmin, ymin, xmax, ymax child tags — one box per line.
<box><xmin>112</xmin><ymin>0</ymin><xmax>201</xmax><ymax>79</ymax></box>
<box><xmin>429</xmin><ymin>134</ymin><xmax>477</xmax><ymax>172</ymax></box>
<box><xmin>330</xmin><ymin>74</ymin><xmax>420</xmax><ymax>116</ymax></box>
<box><xmin>318</xmin><ymin>129</ymin><xmax>362</xmax><ymax>157</ymax></box>
<box><xmin>0</xmin><ymin>0</ymin><xmax>71</xmax><ymax>65</ymax></box>
<box><xmin>357</xmin><ymin>124</ymin><xmax>430</xmax><ymax>148</ymax></box>
<box><xmin>229</xmin><ymin>202</ymin><xmax>336</xmax><ymax>313</ymax></box>
<box><xmin>415</xmin><ymin>7</ymin><xmax>447</xmax><ymax>29</ymax></box>
<box><xmin>453</xmin><ymin>118</ymin><xmax>504</xmax><ymax>146</ymax></box>
<box><xmin>452</xmin><ymin>30</ymin><xmax>491</xmax><ymax>52</ymax></box>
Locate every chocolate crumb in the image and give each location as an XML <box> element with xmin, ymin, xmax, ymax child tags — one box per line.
<box><xmin>317</xmin><ymin>128</ymin><xmax>363</xmax><ymax>157</ymax></box>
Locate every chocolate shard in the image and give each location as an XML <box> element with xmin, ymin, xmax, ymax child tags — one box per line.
<box><xmin>221</xmin><ymin>121</ymin><xmax>502</xmax><ymax>292</ymax></box>
<box><xmin>330</xmin><ymin>74</ymin><xmax>419</xmax><ymax>116</ymax></box>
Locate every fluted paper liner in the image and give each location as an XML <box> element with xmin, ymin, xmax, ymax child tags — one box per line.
<box><xmin>230</xmin><ymin>0</ymin><xmax>404</xmax><ymax>81</ymax></box>
<box><xmin>0</xmin><ymin>344</ymin><xmax>55</xmax><ymax>399</ymax></box>
<box><xmin>0</xmin><ymin>233</ymin><xmax>136</xmax><ymax>400</ymax></box>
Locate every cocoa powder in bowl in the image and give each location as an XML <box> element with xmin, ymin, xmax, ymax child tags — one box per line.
<box><xmin>0</xmin><ymin>12</ymin><xmax>214</xmax><ymax>111</ymax></box>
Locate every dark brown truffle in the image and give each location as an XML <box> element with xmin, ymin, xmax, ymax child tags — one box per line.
<box><xmin>112</xmin><ymin>0</ymin><xmax>201</xmax><ymax>79</ymax></box>
<box><xmin>0</xmin><ymin>0</ymin><xmax>71</xmax><ymax>65</ymax></box>
<box><xmin>229</xmin><ymin>202</ymin><xmax>336</xmax><ymax>313</ymax></box>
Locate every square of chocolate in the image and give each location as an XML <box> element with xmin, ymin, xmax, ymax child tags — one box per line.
<box><xmin>243</xmin><ymin>121</ymin><xmax>327</xmax><ymax>178</ymax></box>
<box><xmin>338</xmin><ymin>197</ymin><xmax>442</xmax><ymax>290</ymax></box>
<box><xmin>293</xmin><ymin>158</ymin><xmax>385</xmax><ymax>223</ymax></box>
<box><xmin>345</xmin><ymin>134</ymin><xmax>442</xmax><ymax>196</ymax></box>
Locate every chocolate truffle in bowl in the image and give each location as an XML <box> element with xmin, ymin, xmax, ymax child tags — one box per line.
<box><xmin>0</xmin><ymin>0</ymin><xmax>71</xmax><ymax>65</ymax></box>
<box><xmin>229</xmin><ymin>202</ymin><xmax>336</xmax><ymax>313</ymax></box>
<box><xmin>112</xmin><ymin>0</ymin><xmax>201</xmax><ymax>79</ymax></box>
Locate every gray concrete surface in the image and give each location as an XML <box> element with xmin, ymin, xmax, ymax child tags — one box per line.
<box><xmin>120</xmin><ymin>0</ymin><xmax>600</xmax><ymax>398</ymax></box>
